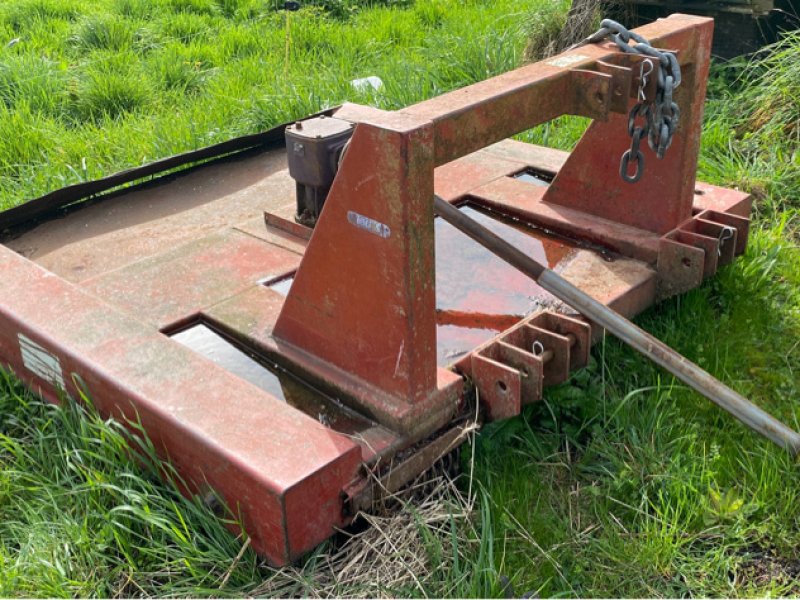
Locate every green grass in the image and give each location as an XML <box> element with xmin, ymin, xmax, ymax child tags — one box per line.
<box><xmin>0</xmin><ymin>0</ymin><xmax>536</xmax><ymax>206</ymax></box>
<box><xmin>1</xmin><ymin>1</ymin><xmax>799</xmax><ymax>597</ymax></box>
<box><xmin>473</xmin><ymin>220</ymin><xmax>800</xmax><ymax>596</ymax></box>
<box><xmin>474</xmin><ymin>31</ymin><xmax>800</xmax><ymax>596</ymax></box>
<box><xmin>0</xmin><ymin>378</ymin><xmax>264</xmax><ymax>597</ymax></box>
<box><xmin>699</xmin><ymin>41</ymin><xmax>800</xmax><ymax>223</ymax></box>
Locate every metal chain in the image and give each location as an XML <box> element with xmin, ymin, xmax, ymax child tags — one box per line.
<box><xmin>578</xmin><ymin>19</ymin><xmax>682</xmax><ymax>183</ymax></box>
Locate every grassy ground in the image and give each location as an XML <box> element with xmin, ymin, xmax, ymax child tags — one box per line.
<box><xmin>0</xmin><ymin>0</ymin><xmax>531</xmax><ymax>207</ymax></box>
<box><xmin>1</xmin><ymin>0</ymin><xmax>799</xmax><ymax>597</ymax></box>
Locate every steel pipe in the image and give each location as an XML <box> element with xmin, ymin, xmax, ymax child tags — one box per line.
<box><xmin>434</xmin><ymin>195</ymin><xmax>800</xmax><ymax>455</ymax></box>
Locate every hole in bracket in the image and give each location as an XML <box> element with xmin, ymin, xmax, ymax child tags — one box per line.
<box><xmin>496</xmin><ymin>380</ymin><xmax>508</xmax><ymax>394</ymax></box>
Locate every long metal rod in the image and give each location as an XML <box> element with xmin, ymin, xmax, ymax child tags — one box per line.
<box><xmin>434</xmin><ymin>196</ymin><xmax>800</xmax><ymax>455</ymax></box>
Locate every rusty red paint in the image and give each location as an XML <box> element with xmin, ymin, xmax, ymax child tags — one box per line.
<box><xmin>272</xmin><ymin>115</ymin><xmax>465</xmax><ymax>437</ymax></box>
<box><xmin>275</xmin><ymin>119</ymin><xmax>439</xmax><ymax>401</ymax></box>
<box><xmin>83</xmin><ymin>229</ymin><xmax>302</xmax><ymax>330</ymax></box>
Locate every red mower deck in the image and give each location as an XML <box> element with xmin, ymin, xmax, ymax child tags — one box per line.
<box><xmin>0</xmin><ymin>14</ymin><xmax>751</xmax><ymax>566</ymax></box>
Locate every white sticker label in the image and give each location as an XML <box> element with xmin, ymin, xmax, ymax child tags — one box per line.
<box><xmin>546</xmin><ymin>54</ymin><xmax>589</xmax><ymax>68</ymax></box>
<box><xmin>18</xmin><ymin>334</ymin><xmax>65</xmax><ymax>389</ymax></box>
<box><xmin>347</xmin><ymin>211</ymin><xmax>391</xmax><ymax>239</ymax></box>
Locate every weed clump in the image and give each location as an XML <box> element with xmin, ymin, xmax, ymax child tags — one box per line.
<box><xmin>148</xmin><ymin>43</ymin><xmax>214</xmax><ymax>94</ymax></box>
<box><xmin>69</xmin><ymin>54</ymin><xmax>151</xmax><ymax>123</ymax></box>
<box><xmin>71</xmin><ymin>15</ymin><xmax>137</xmax><ymax>53</ymax></box>
<box><xmin>0</xmin><ymin>0</ymin><xmax>82</xmax><ymax>30</ymax></box>
<box><xmin>157</xmin><ymin>10</ymin><xmax>214</xmax><ymax>42</ymax></box>
<box><xmin>0</xmin><ymin>54</ymin><xmax>66</xmax><ymax>118</ymax></box>
<box><xmin>739</xmin><ymin>30</ymin><xmax>800</xmax><ymax>139</ymax></box>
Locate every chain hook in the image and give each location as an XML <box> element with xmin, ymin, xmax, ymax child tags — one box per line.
<box><xmin>718</xmin><ymin>226</ymin><xmax>735</xmax><ymax>256</ymax></box>
<box><xmin>583</xmin><ymin>19</ymin><xmax>681</xmax><ymax>183</ymax></box>
<box><xmin>638</xmin><ymin>58</ymin><xmax>653</xmax><ymax>102</ymax></box>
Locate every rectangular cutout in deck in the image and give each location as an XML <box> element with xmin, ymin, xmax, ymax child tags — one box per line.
<box><xmin>170</xmin><ymin>323</ymin><xmax>375</xmax><ymax>435</ymax></box>
<box><xmin>261</xmin><ymin>274</ymin><xmax>294</xmax><ymax>297</ymax></box>
<box><xmin>511</xmin><ymin>168</ymin><xmax>553</xmax><ymax>186</ymax></box>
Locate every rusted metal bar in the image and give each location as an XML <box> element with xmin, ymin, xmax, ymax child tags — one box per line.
<box><xmin>349</xmin><ymin>423</ymin><xmax>472</xmax><ymax>513</ymax></box>
<box><xmin>433</xmin><ymin>195</ymin><xmax>800</xmax><ymax>455</ymax></box>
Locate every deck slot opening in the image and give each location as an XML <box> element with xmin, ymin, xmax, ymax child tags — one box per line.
<box><xmin>169</xmin><ymin>320</ymin><xmax>375</xmax><ymax>434</ymax></box>
<box><xmin>511</xmin><ymin>168</ymin><xmax>554</xmax><ymax>186</ymax></box>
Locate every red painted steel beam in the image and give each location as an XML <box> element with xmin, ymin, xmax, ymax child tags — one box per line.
<box><xmin>0</xmin><ymin>245</ymin><xmax>362</xmax><ymax>566</ymax></box>
<box><xmin>273</xmin><ymin>113</ymin><xmax>464</xmax><ymax>435</ymax></box>
<box><xmin>401</xmin><ymin>60</ymin><xmax>609</xmax><ymax>167</ymax></box>
<box><xmin>401</xmin><ymin>14</ymin><xmax>711</xmax><ymax>169</ymax></box>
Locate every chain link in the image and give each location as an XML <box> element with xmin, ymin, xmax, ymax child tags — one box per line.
<box><xmin>577</xmin><ymin>19</ymin><xmax>682</xmax><ymax>183</ymax></box>
<box><xmin>621</xmin><ymin>100</ymin><xmax>649</xmax><ymax>183</ymax></box>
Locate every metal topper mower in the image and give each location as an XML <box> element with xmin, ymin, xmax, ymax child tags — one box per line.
<box><xmin>1</xmin><ymin>14</ymin><xmax>797</xmax><ymax>566</ymax></box>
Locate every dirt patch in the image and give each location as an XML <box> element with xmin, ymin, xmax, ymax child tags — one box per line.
<box><xmin>736</xmin><ymin>544</ymin><xmax>800</xmax><ymax>592</ymax></box>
